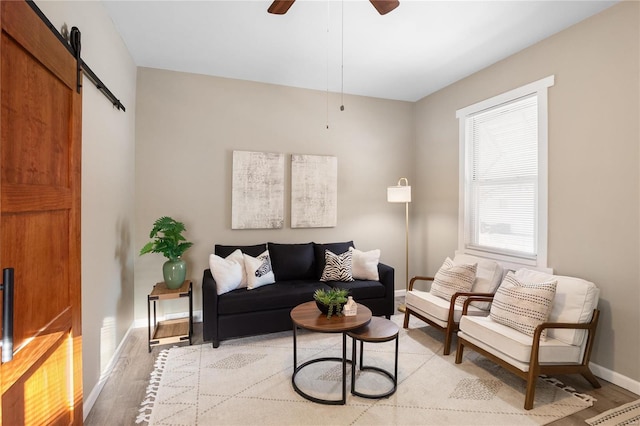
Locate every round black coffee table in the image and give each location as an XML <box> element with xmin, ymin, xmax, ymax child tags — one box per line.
<box><xmin>290</xmin><ymin>301</ymin><xmax>372</xmax><ymax>405</ymax></box>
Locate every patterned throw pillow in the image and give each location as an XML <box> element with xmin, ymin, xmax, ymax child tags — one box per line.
<box><xmin>243</xmin><ymin>250</ymin><xmax>276</xmax><ymax>290</ymax></box>
<box><xmin>429</xmin><ymin>257</ymin><xmax>477</xmax><ymax>304</ymax></box>
<box><xmin>489</xmin><ymin>271</ymin><xmax>557</xmax><ymax>340</ymax></box>
<box><xmin>320</xmin><ymin>249</ymin><xmax>354</xmax><ymax>282</ymax></box>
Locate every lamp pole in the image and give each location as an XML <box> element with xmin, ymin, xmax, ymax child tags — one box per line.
<box><xmin>387</xmin><ymin>177</ymin><xmax>411</xmax><ymax>313</ymax></box>
<box><xmin>401</xmin><ymin>198</ymin><xmax>409</xmax><ymax>312</ymax></box>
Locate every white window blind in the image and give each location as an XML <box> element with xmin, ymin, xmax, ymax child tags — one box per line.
<box><xmin>456</xmin><ymin>75</ymin><xmax>553</xmax><ymax>269</ymax></box>
<box><xmin>468</xmin><ymin>95</ymin><xmax>538</xmax><ymax>258</ymax></box>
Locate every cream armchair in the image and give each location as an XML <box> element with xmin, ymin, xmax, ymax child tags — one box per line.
<box><xmin>455</xmin><ymin>268</ymin><xmax>601</xmax><ymax>410</ymax></box>
<box><xmin>403</xmin><ymin>254</ymin><xmax>504</xmax><ymax>355</ymax></box>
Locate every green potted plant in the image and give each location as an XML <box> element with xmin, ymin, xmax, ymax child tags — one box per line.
<box><xmin>313</xmin><ymin>288</ymin><xmax>349</xmax><ymax>319</ymax></box>
<box><xmin>140</xmin><ymin>216</ymin><xmax>193</xmax><ymax>289</ymax></box>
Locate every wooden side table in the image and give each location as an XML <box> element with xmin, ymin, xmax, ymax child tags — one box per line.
<box><xmin>147</xmin><ymin>280</ymin><xmax>193</xmax><ymax>352</ymax></box>
<box><xmin>348</xmin><ymin>316</ymin><xmax>399</xmax><ymax>399</ymax></box>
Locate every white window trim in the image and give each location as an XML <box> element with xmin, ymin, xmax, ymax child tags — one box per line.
<box><xmin>456</xmin><ymin>76</ymin><xmax>554</xmax><ymax>272</ymax></box>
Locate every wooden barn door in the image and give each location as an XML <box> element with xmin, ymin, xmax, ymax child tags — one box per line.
<box><xmin>0</xmin><ymin>1</ymin><xmax>83</xmax><ymax>424</ymax></box>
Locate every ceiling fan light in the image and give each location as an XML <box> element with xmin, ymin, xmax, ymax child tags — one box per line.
<box><xmin>370</xmin><ymin>0</ymin><xmax>400</xmax><ymax>15</ymax></box>
<box><xmin>268</xmin><ymin>0</ymin><xmax>296</xmax><ymax>15</ymax></box>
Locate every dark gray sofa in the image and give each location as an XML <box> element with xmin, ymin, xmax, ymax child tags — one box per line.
<box><xmin>202</xmin><ymin>241</ymin><xmax>395</xmax><ymax>347</ymax></box>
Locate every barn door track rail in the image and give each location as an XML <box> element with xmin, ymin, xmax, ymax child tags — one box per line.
<box><xmin>26</xmin><ymin>0</ymin><xmax>126</xmax><ymax>112</ymax></box>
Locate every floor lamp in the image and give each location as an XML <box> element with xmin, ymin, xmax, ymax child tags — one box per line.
<box><xmin>387</xmin><ymin>178</ymin><xmax>411</xmax><ymax>313</ymax></box>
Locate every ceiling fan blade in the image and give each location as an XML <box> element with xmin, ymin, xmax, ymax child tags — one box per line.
<box><xmin>370</xmin><ymin>0</ymin><xmax>399</xmax><ymax>15</ymax></box>
<box><xmin>268</xmin><ymin>0</ymin><xmax>296</xmax><ymax>15</ymax></box>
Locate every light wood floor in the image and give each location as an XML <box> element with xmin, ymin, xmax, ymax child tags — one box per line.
<box><xmin>85</xmin><ymin>300</ymin><xmax>639</xmax><ymax>425</ymax></box>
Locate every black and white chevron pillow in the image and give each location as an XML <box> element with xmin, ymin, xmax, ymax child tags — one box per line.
<box><xmin>320</xmin><ymin>249</ymin><xmax>354</xmax><ymax>282</ymax></box>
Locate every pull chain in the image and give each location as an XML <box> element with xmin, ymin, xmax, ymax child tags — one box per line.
<box><xmin>340</xmin><ymin>0</ymin><xmax>344</xmax><ymax>111</ymax></box>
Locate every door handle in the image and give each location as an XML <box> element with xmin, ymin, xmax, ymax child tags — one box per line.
<box><xmin>1</xmin><ymin>268</ymin><xmax>14</xmax><ymax>363</ymax></box>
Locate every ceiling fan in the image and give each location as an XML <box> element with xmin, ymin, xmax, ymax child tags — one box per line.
<box><xmin>268</xmin><ymin>0</ymin><xmax>400</xmax><ymax>16</ymax></box>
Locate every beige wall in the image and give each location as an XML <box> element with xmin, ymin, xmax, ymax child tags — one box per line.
<box><xmin>134</xmin><ymin>68</ymin><xmax>414</xmax><ymax>321</ymax></box>
<box><xmin>31</xmin><ymin>0</ymin><xmax>640</xmax><ymax>413</ymax></box>
<box><xmin>34</xmin><ymin>0</ymin><xmax>138</xmax><ymax>417</ymax></box>
<box><xmin>414</xmin><ymin>1</ymin><xmax>639</xmax><ymax>385</ymax></box>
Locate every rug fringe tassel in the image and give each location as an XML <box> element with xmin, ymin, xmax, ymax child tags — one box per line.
<box><xmin>135</xmin><ymin>347</ymin><xmax>172</xmax><ymax>425</ymax></box>
<box><xmin>540</xmin><ymin>374</ymin><xmax>597</xmax><ymax>405</ymax></box>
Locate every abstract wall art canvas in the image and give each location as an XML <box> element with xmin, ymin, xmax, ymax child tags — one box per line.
<box><xmin>232</xmin><ymin>150</ymin><xmax>284</xmax><ymax>229</ymax></box>
<box><xmin>291</xmin><ymin>154</ymin><xmax>337</xmax><ymax>228</ymax></box>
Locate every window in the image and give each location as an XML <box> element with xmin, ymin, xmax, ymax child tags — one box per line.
<box><xmin>456</xmin><ymin>76</ymin><xmax>554</xmax><ymax>269</ymax></box>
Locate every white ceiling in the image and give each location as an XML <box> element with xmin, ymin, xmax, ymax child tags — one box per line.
<box><xmin>102</xmin><ymin>0</ymin><xmax>617</xmax><ymax>102</ymax></box>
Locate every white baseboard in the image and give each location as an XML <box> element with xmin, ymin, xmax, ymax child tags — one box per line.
<box><xmin>83</xmin><ymin>310</ymin><xmax>202</xmax><ymax>420</ymax></box>
<box><xmin>83</xmin><ymin>322</ymin><xmax>135</xmax><ymax>421</ymax></box>
<box><xmin>395</xmin><ymin>289</ymin><xmax>406</xmax><ymax>298</ymax></box>
<box><xmin>590</xmin><ymin>362</ymin><xmax>640</xmax><ymax>395</ymax></box>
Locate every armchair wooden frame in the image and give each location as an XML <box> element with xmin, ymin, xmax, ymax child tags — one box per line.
<box><xmin>455</xmin><ymin>295</ymin><xmax>602</xmax><ymax>410</ymax></box>
<box><xmin>403</xmin><ymin>276</ymin><xmax>494</xmax><ymax>355</ymax></box>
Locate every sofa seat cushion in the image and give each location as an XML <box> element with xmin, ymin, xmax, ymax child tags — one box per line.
<box><xmin>268</xmin><ymin>242</ymin><xmax>316</xmax><ymax>281</ymax></box>
<box><xmin>406</xmin><ymin>289</ymin><xmax>487</xmax><ymax>328</ymax></box>
<box><xmin>217</xmin><ymin>281</ymin><xmax>332</xmax><ymax>315</ymax></box>
<box><xmin>459</xmin><ymin>315</ymin><xmax>583</xmax><ymax>367</ymax></box>
<box><xmin>326</xmin><ymin>279</ymin><xmax>385</xmax><ymax>300</ymax></box>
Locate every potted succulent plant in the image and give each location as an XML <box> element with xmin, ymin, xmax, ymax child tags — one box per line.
<box><xmin>140</xmin><ymin>216</ymin><xmax>193</xmax><ymax>289</ymax></box>
<box><xmin>313</xmin><ymin>288</ymin><xmax>349</xmax><ymax>319</ymax></box>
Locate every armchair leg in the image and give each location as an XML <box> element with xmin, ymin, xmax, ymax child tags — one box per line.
<box><xmin>581</xmin><ymin>369</ymin><xmax>602</xmax><ymax>389</ymax></box>
<box><xmin>454</xmin><ymin>340</ymin><xmax>464</xmax><ymax>364</ymax></box>
<box><xmin>524</xmin><ymin>369</ymin><xmax>538</xmax><ymax>410</ymax></box>
<box><xmin>443</xmin><ymin>330</ymin><xmax>453</xmax><ymax>355</ymax></box>
<box><xmin>403</xmin><ymin>310</ymin><xmax>410</xmax><ymax>328</ymax></box>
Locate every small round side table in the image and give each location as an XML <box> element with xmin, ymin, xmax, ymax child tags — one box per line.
<box><xmin>347</xmin><ymin>316</ymin><xmax>399</xmax><ymax>399</ymax></box>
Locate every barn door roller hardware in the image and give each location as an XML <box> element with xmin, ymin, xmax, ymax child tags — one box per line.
<box><xmin>26</xmin><ymin>0</ymin><xmax>126</xmax><ymax>112</ymax></box>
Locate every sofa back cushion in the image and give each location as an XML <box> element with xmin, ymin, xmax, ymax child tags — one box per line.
<box><xmin>215</xmin><ymin>243</ymin><xmax>267</xmax><ymax>258</ymax></box>
<box><xmin>453</xmin><ymin>253</ymin><xmax>504</xmax><ymax>310</ymax></box>
<box><xmin>313</xmin><ymin>241</ymin><xmax>355</xmax><ymax>279</ymax></box>
<box><xmin>514</xmin><ymin>268</ymin><xmax>600</xmax><ymax>346</ymax></box>
<box><xmin>268</xmin><ymin>242</ymin><xmax>316</xmax><ymax>281</ymax></box>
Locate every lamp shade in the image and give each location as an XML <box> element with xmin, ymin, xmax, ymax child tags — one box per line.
<box><xmin>387</xmin><ymin>178</ymin><xmax>411</xmax><ymax>203</ymax></box>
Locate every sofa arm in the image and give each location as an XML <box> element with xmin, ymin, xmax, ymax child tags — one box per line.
<box><xmin>202</xmin><ymin>269</ymin><xmax>220</xmax><ymax>346</ymax></box>
<box><xmin>377</xmin><ymin>262</ymin><xmax>395</xmax><ymax>317</ymax></box>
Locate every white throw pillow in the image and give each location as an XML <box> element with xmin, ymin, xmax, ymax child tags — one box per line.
<box><xmin>490</xmin><ymin>271</ymin><xmax>557</xmax><ymax>340</ymax></box>
<box><xmin>349</xmin><ymin>247</ymin><xmax>380</xmax><ymax>280</ymax></box>
<box><xmin>430</xmin><ymin>257</ymin><xmax>477</xmax><ymax>304</ymax></box>
<box><xmin>209</xmin><ymin>253</ymin><xmax>243</xmax><ymax>295</ymax></box>
<box><xmin>243</xmin><ymin>250</ymin><xmax>275</xmax><ymax>289</ymax></box>
<box><xmin>226</xmin><ymin>249</ymin><xmax>248</xmax><ymax>288</ymax></box>
<box><xmin>320</xmin><ymin>249</ymin><xmax>354</xmax><ymax>282</ymax></box>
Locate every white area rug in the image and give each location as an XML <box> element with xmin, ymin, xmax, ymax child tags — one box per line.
<box><xmin>586</xmin><ymin>399</ymin><xmax>640</xmax><ymax>426</ymax></box>
<box><xmin>137</xmin><ymin>315</ymin><xmax>595</xmax><ymax>425</ymax></box>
